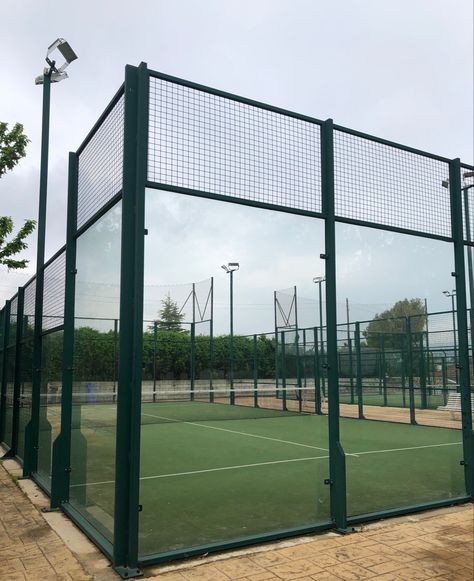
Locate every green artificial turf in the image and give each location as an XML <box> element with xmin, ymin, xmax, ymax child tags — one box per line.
<box><xmin>66</xmin><ymin>400</ymin><xmax>465</xmax><ymax>558</ymax></box>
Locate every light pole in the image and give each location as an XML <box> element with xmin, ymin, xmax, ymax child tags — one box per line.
<box><xmin>222</xmin><ymin>262</ymin><xmax>239</xmax><ymax>404</ymax></box>
<box><xmin>24</xmin><ymin>39</ymin><xmax>77</xmax><ymax>476</ymax></box>
<box><xmin>443</xmin><ymin>290</ymin><xmax>458</xmax><ymax>385</ymax></box>
<box><xmin>34</xmin><ymin>39</ymin><xmax>77</xmax><ymax>270</ymax></box>
<box><xmin>313</xmin><ymin>276</ymin><xmax>326</xmax><ymax>394</ymax></box>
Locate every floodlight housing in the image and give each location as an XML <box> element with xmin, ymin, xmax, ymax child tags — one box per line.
<box><xmin>441</xmin><ymin>180</ymin><xmax>449</xmax><ymax>189</ymax></box>
<box><xmin>313</xmin><ymin>276</ymin><xmax>325</xmax><ymax>283</ymax></box>
<box><xmin>35</xmin><ymin>38</ymin><xmax>77</xmax><ymax>85</ymax></box>
<box><xmin>222</xmin><ymin>262</ymin><xmax>239</xmax><ymax>273</ymax></box>
<box><xmin>463</xmin><ymin>171</ymin><xmax>474</xmax><ymax>180</ymax></box>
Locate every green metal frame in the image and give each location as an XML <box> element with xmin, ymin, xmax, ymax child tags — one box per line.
<box><xmin>0</xmin><ymin>301</ymin><xmax>11</xmax><ymax>446</ymax></box>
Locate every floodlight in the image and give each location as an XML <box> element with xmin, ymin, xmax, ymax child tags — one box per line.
<box><xmin>222</xmin><ymin>262</ymin><xmax>239</xmax><ymax>273</ymax></box>
<box><xmin>313</xmin><ymin>276</ymin><xmax>325</xmax><ymax>283</ymax></box>
<box><xmin>464</xmin><ymin>172</ymin><xmax>474</xmax><ymax>180</ymax></box>
<box><xmin>35</xmin><ymin>38</ymin><xmax>77</xmax><ymax>85</ymax></box>
<box><xmin>441</xmin><ymin>180</ymin><xmax>449</xmax><ymax>189</ymax></box>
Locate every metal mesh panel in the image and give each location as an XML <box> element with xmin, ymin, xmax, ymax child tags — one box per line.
<box><xmin>274</xmin><ymin>287</ymin><xmax>297</xmax><ymax>331</ymax></box>
<box><xmin>43</xmin><ymin>252</ymin><xmax>66</xmax><ymax>332</ymax></box>
<box><xmin>462</xmin><ymin>167</ymin><xmax>474</xmax><ymax>243</ymax></box>
<box><xmin>23</xmin><ymin>279</ymin><xmax>36</xmax><ymax>338</ymax></box>
<box><xmin>8</xmin><ymin>295</ymin><xmax>18</xmax><ymax>346</ymax></box>
<box><xmin>148</xmin><ymin>77</ymin><xmax>322</xmax><ymax>213</ymax></box>
<box><xmin>77</xmin><ymin>94</ymin><xmax>125</xmax><ymax>230</ymax></box>
<box><xmin>334</xmin><ymin>130</ymin><xmax>451</xmax><ymax>238</ymax></box>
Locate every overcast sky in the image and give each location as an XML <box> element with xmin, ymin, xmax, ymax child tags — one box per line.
<box><xmin>0</xmin><ymin>0</ymin><xmax>473</xmax><ymax>331</ymax></box>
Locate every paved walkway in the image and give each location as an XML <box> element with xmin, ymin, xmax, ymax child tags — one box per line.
<box><xmin>0</xmin><ymin>456</ymin><xmax>473</xmax><ymax>580</ymax></box>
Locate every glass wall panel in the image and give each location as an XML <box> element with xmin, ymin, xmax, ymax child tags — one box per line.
<box><xmin>336</xmin><ymin>224</ymin><xmax>465</xmax><ymax>517</ymax></box>
<box><xmin>139</xmin><ymin>190</ymin><xmax>330</xmax><ymax>558</ymax></box>
<box><xmin>3</xmin><ymin>346</ymin><xmax>16</xmax><ymax>449</ymax></box>
<box><xmin>69</xmin><ymin>202</ymin><xmax>121</xmax><ymax>544</ymax></box>
<box><xmin>37</xmin><ymin>330</ymin><xmax>63</xmax><ymax>489</ymax></box>
<box><xmin>17</xmin><ymin>280</ymin><xmax>36</xmax><ymax>462</ymax></box>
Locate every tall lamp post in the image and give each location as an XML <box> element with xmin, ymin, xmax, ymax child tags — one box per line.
<box><xmin>443</xmin><ymin>290</ymin><xmax>458</xmax><ymax>385</ymax></box>
<box><xmin>222</xmin><ymin>263</ymin><xmax>239</xmax><ymax>404</ymax></box>
<box><xmin>24</xmin><ymin>39</ymin><xmax>77</xmax><ymax>476</ymax></box>
<box><xmin>313</xmin><ymin>276</ymin><xmax>326</xmax><ymax>394</ymax></box>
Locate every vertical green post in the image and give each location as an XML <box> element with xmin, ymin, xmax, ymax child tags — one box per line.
<box><xmin>152</xmin><ymin>321</ymin><xmax>157</xmax><ymax>402</ymax></box>
<box><xmin>253</xmin><ymin>334</ymin><xmax>258</xmax><ymax>408</ymax></box>
<box><xmin>114</xmin><ymin>318</ymin><xmax>119</xmax><ymax>403</ymax></box>
<box><xmin>190</xmin><ymin>322</ymin><xmax>195</xmax><ymax>401</ymax></box>
<box><xmin>406</xmin><ymin>317</ymin><xmax>417</xmax><ymax>425</ymax></box>
<box><xmin>420</xmin><ymin>333</ymin><xmax>427</xmax><ymax>409</ymax></box>
<box><xmin>9</xmin><ymin>287</ymin><xmax>25</xmax><ymax>458</ymax></box>
<box><xmin>229</xmin><ymin>269</ymin><xmax>235</xmax><ymax>405</ymax></box>
<box><xmin>302</xmin><ymin>329</ymin><xmax>307</xmax><ymax>388</ymax></box>
<box><xmin>294</xmin><ymin>287</ymin><xmax>302</xmax><ymax>409</ymax></box>
<box><xmin>0</xmin><ymin>301</ymin><xmax>11</xmax><ymax>444</ymax></box>
<box><xmin>381</xmin><ymin>334</ymin><xmax>388</xmax><ymax>406</ymax></box>
<box><xmin>23</xmin><ymin>73</ymin><xmax>51</xmax><ymax>477</ymax></box>
<box><xmin>449</xmin><ymin>158</ymin><xmax>474</xmax><ymax>497</ymax></box>
<box><xmin>274</xmin><ymin>291</ymin><xmax>279</xmax><ymax>396</ymax></box>
<box><xmin>209</xmin><ymin>278</ymin><xmax>214</xmax><ymax>403</ymax></box>
<box><xmin>401</xmin><ymin>348</ymin><xmax>407</xmax><ymax>407</ymax></box>
<box><xmin>50</xmin><ymin>152</ymin><xmax>78</xmax><ymax>508</ymax></box>
<box><xmin>355</xmin><ymin>322</ymin><xmax>364</xmax><ymax>420</ymax></box>
<box><xmin>113</xmin><ymin>63</ymin><xmax>148</xmax><ymax>577</ymax></box>
<box><xmin>442</xmin><ymin>357</ymin><xmax>448</xmax><ymax>404</ymax></box>
<box><xmin>313</xmin><ymin>327</ymin><xmax>322</xmax><ymax>414</ymax></box>
<box><xmin>322</xmin><ymin>119</ymin><xmax>347</xmax><ymax>531</ymax></box>
<box><xmin>280</xmin><ymin>331</ymin><xmax>287</xmax><ymax>411</ymax></box>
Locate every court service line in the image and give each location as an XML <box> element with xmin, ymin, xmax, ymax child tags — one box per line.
<box><xmin>69</xmin><ymin>441</ymin><xmax>462</xmax><ymax>488</ymax></box>
<box><xmin>70</xmin><ymin>455</ymin><xmax>329</xmax><ymax>487</ymax></box>
<box><xmin>141</xmin><ymin>411</ymin><xmax>331</xmax><ymax>453</ymax></box>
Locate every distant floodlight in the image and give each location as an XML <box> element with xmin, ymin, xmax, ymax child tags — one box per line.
<box><xmin>222</xmin><ymin>262</ymin><xmax>239</xmax><ymax>273</ymax></box>
<box><xmin>313</xmin><ymin>276</ymin><xmax>325</xmax><ymax>283</ymax></box>
<box><xmin>441</xmin><ymin>180</ymin><xmax>449</xmax><ymax>189</ymax></box>
<box><xmin>464</xmin><ymin>171</ymin><xmax>474</xmax><ymax>180</ymax></box>
<box><xmin>35</xmin><ymin>38</ymin><xmax>77</xmax><ymax>85</ymax></box>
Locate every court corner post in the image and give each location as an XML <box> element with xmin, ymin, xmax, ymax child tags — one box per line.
<box><xmin>50</xmin><ymin>152</ymin><xmax>78</xmax><ymax>509</ymax></box>
<box><xmin>321</xmin><ymin>118</ymin><xmax>348</xmax><ymax>531</ymax></box>
<box><xmin>112</xmin><ymin>62</ymin><xmax>148</xmax><ymax>578</ymax></box>
<box><xmin>449</xmin><ymin>158</ymin><xmax>474</xmax><ymax>498</ymax></box>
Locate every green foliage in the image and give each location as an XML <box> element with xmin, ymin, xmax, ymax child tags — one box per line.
<box><xmin>151</xmin><ymin>294</ymin><xmax>186</xmax><ymax>333</ymax></box>
<box><xmin>0</xmin><ymin>122</ymin><xmax>29</xmax><ymax>177</ymax></box>
<box><xmin>0</xmin><ymin>121</ymin><xmax>36</xmax><ymax>270</ymax></box>
<box><xmin>364</xmin><ymin>298</ymin><xmax>426</xmax><ymax>349</ymax></box>
<box><xmin>0</xmin><ymin>216</ymin><xmax>36</xmax><ymax>269</ymax></box>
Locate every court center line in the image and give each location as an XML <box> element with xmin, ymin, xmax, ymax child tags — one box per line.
<box><xmin>141</xmin><ymin>411</ymin><xmax>331</xmax><ymax>453</ymax></box>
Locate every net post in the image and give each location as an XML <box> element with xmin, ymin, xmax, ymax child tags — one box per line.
<box><xmin>50</xmin><ymin>152</ymin><xmax>78</xmax><ymax>508</ymax></box>
<box><xmin>190</xmin><ymin>322</ymin><xmax>196</xmax><ymax>401</ymax></box>
<box><xmin>355</xmin><ymin>322</ymin><xmax>364</xmax><ymax>419</ymax></box>
<box><xmin>449</xmin><ymin>157</ymin><xmax>474</xmax><ymax>498</ymax></box>
<box><xmin>112</xmin><ymin>62</ymin><xmax>148</xmax><ymax>577</ymax></box>
<box><xmin>419</xmin><ymin>332</ymin><xmax>427</xmax><ymax>409</ymax></box>
<box><xmin>381</xmin><ymin>334</ymin><xmax>388</xmax><ymax>406</ymax></box>
<box><xmin>322</xmin><ymin>118</ymin><xmax>347</xmax><ymax>532</ymax></box>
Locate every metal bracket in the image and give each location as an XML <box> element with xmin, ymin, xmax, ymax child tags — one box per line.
<box><xmin>324</xmin><ymin>478</ymin><xmax>333</xmax><ymax>485</ymax></box>
<box><xmin>460</xmin><ymin>460</ymin><xmax>466</xmax><ymax>466</ymax></box>
<box><xmin>451</xmin><ymin>271</ymin><xmax>457</xmax><ymax>277</ymax></box>
<box><xmin>41</xmin><ymin>506</ymin><xmax>60</xmax><ymax>513</ymax></box>
<box><xmin>113</xmin><ymin>566</ymin><xmax>143</xmax><ymax>579</ymax></box>
<box><xmin>138</xmin><ymin>504</ymin><xmax>143</xmax><ymax>512</ymax></box>
<box><xmin>320</xmin><ymin>253</ymin><xmax>328</xmax><ymax>260</ymax></box>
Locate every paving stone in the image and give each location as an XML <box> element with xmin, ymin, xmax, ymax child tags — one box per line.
<box><xmin>270</xmin><ymin>557</ymin><xmax>324</xmax><ymax>579</ymax></box>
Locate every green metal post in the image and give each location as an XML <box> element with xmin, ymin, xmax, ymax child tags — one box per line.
<box><xmin>50</xmin><ymin>152</ymin><xmax>78</xmax><ymax>508</ymax></box>
<box><xmin>8</xmin><ymin>288</ymin><xmax>25</xmax><ymax>458</ymax></box>
<box><xmin>281</xmin><ymin>331</ymin><xmax>287</xmax><ymax>411</ymax></box>
<box><xmin>442</xmin><ymin>357</ymin><xmax>448</xmax><ymax>404</ymax></box>
<box><xmin>302</xmin><ymin>328</ymin><xmax>307</xmax><ymax>388</ymax></box>
<box><xmin>294</xmin><ymin>287</ymin><xmax>302</xmax><ymax>413</ymax></box>
<box><xmin>381</xmin><ymin>334</ymin><xmax>388</xmax><ymax>406</ymax></box>
<box><xmin>190</xmin><ymin>322</ymin><xmax>196</xmax><ymax>401</ymax></box>
<box><xmin>313</xmin><ymin>327</ymin><xmax>322</xmax><ymax>414</ymax></box>
<box><xmin>0</xmin><ymin>301</ymin><xmax>11</xmax><ymax>444</ymax></box>
<box><xmin>113</xmin><ymin>63</ymin><xmax>148</xmax><ymax>577</ymax></box>
<box><xmin>319</xmin><ymin>281</ymin><xmax>326</xmax><ymax>397</ymax></box>
<box><xmin>322</xmin><ymin>118</ymin><xmax>347</xmax><ymax>531</ymax></box>
<box><xmin>355</xmin><ymin>322</ymin><xmax>364</xmax><ymax>420</ymax></box>
<box><xmin>152</xmin><ymin>321</ymin><xmax>157</xmax><ymax>402</ymax></box>
<box><xmin>114</xmin><ymin>318</ymin><xmax>119</xmax><ymax>403</ymax></box>
<box><xmin>229</xmin><ymin>269</ymin><xmax>235</xmax><ymax>405</ymax></box>
<box><xmin>253</xmin><ymin>334</ymin><xmax>258</xmax><ymax>408</ymax></box>
<box><xmin>449</xmin><ymin>158</ymin><xmax>474</xmax><ymax>497</ymax></box>
<box><xmin>274</xmin><ymin>291</ymin><xmax>279</xmax><ymax>396</ymax></box>
<box><xmin>424</xmin><ymin>300</ymin><xmax>431</xmax><ymax>386</ymax></box>
<box><xmin>209</xmin><ymin>277</ymin><xmax>214</xmax><ymax>403</ymax></box>
<box><xmin>401</xmin><ymin>348</ymin><xmax>407</xmax><ymax>407</ymax></box>
<box><xmin>23</xmin><ymin>72</ymin><xmax>51</xmax><ymax>476</ymax></box>
<box><xmin>406</xmin><ymin>317</ymin><xmax>417</xmax><ymax>425</ymax></box>
<box><xmin>420</xmin><ymin>333</ymin><xmax>427</xmax><ymax>409</ymax></box>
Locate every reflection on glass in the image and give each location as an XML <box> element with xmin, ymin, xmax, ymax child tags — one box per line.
<box><xmin>139</xmin><ymin>190</ymin><xmax>330</xmax><ymax>557</ymax></box>
<box><xmin>337</xmin><ymin>224</ymin><xmax>464</xmax><ymax>516</ymax></box>
<box><xmin>69</xmin><ymin>202</ymin><xmax>121</xmax><ymax>542</ymax></box>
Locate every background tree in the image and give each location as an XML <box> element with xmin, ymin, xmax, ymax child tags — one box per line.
<box><xmin>153</xmin><ymin>294</ymin><xmax>186</xmax><ymax>332</ymax></box>
<box><xmin>0</xmin><ymin>121</ymin><xmax>36</xmax><ymax>269</ymax></box>
<box><xmin>364</xmin><ymin>298</ymin><xmax>426</xmax><ymax>350</ymax></box>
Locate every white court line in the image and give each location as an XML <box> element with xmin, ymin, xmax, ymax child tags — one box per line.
<box><xmin>141</xmin><ymin>411</ymin><xmax>331</xmax><ymax>453</ymax></box>
<box><xmin>348</xmin><ymin>441</ymin><xmax>461</xmax><ymax>456</ymax></box>
<box><xmin>70</xmin><ymin>455</ymin><xmax>329</xmax><ymax>487</ymax></box>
